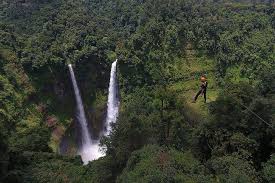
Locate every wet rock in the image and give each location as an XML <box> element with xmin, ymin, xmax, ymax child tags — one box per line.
<box><xmin>46</xmin><ymin>115</ymin><xmax>58</xmax><ymax>128</ymax></box>
<box><xmin>54</xmin><ymin>81</ymin><xmax>65</xmax><ymax>100</ymax></box>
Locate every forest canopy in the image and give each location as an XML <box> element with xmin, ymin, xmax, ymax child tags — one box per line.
<box><xmin>0</xmin><ymin>0</ymin><xmax>274</xmax><ymax>182</ymax></box>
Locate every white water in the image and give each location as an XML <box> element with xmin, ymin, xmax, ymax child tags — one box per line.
<box><xmin>68</xmin><ymin>64</ymin><xmax>103</xmax><ymax>164</ymax></box>
<box><xmin>105</xmin><ymin>59</ymin><xmax>120</xmax><ymax>135</ymax></box>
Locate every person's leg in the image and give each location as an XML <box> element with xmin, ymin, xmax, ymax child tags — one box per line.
<box><xmin>203</xmin><ymin>90</ymin><xmax>207</xmax><ymax>103</ymax></box>
<box><xmin>194</xmin><ymin>89</ymin><xmax>202</xmax><ymax>102</ymax></box>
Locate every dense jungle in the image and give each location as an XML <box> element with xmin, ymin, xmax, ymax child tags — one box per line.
<box><xmin>0</xmin><ymin>0</ymin><xmax>274</xmax><ymax>182</ymax></box>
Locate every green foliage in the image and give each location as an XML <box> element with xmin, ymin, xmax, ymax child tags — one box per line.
<box><xmin>104</xmin><ymin>86</ymin><xmax>189</xmax><ymax>172</ymax></box>
<box><xmin>85</xmin><ymin>156</ymin><xmax>115</xmax><ymax>183</ymax></box>
<box><xmin>118</xmin><ymin>145</ymin><xmax>214</xmax><ymax>183</ymax></box>
<box><xmin>0</xmin><ymin>0</ymin><xmax>274</xmax><ymax>182</ymax></box>
<box><xmin>209</xmin><ymin>155</ymin><xmax>260</xmax><ymax>183</ymax></box>
<box><xmin>9</xmin><ymin>126</ymin><xmax>52</xmax><ymax>153</ymax></box>
<box><xmin>262</xmin><ymin>154</ymin><xmax>275</xmax><ymax>183</ymax></box>
<box><xmin>194</xmin><ymin>82</ymin><xmax>274</xmax><ymax>170</ymax></box>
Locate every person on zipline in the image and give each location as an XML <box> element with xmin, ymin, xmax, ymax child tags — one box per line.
<box><xmin>192</xmin><ymin>75</ymin><xmax>208</xmax><ymax>103</ymax></box>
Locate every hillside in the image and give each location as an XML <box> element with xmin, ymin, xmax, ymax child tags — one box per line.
<box><xmin>0</xmin><ymin>0</ymin><xmax>274</xmax><ymax>182</ymax></box>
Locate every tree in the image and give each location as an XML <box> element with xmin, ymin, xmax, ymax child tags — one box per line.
<box><xmin>209</xmin><ymin>155</ymin><xmax>260</xmax><ymax>183</ymax></box>
<box><xmin>262</xmin><ymin>154</ymin><xmax>275</xmax><ymax>183</ymax></box>
<box><xmin>117</xmin><ymin>145</ymin><xmax>214</xmax><ymax>183</ymax></box>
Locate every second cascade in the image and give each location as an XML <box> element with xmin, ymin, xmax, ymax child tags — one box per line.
<box><xmin>105</xmin><ymin>59</ymin><xmax>120</xmax><ymax>136</ymax></box>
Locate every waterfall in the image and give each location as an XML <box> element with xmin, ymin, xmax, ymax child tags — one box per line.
<box><xmin>67</xmin><ymin>60</ymin><xmax>119</xmax><ymax>164</ymax></box>
<box><xmin>105</xmin><ymin>59</ymin><xmax>120</xmax><ymax>135</ymax></box>
<box><xmin>68</xmin><ymin>64</ymin><xmax>103</xmax><ymax>164</ymax></box>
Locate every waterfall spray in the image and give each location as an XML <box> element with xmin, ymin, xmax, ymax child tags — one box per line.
<box><xmin>68</xmin><ymin>64</ymin><xmax>103</xmax><ymax>164</ymax></box>
<box><xmin>105</xmin><ymin>59</ymin><xmax>120</xmax><ymax>135</ymax></box>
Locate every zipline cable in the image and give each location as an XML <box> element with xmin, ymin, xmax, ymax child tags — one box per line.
<box><xmin>231</xmin><ymin>97</ymin><xmax>274</xmax><ymax>129</ymax></box>
<box><xmin>223</xmin><ymin>88</ymin><xmax>274</xmax><ymax>129</ymax></box>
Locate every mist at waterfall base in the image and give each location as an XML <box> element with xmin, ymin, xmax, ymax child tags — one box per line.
<box><xmin>105</xmin><ymin>59</ymin><xmax>120</xmax><ymax>136</ymax></box>
<box><xmin>68</xmin><ymin>64</ymin><xmax>104</xmax><ymax>164</ymax></box>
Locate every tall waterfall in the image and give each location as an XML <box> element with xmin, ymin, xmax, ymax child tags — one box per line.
<box><xmin>68</xmin><ymin>64</ymin><xmax>103</xmax><ymax>164</ymax></box>
<box><xmin>105</xmin><ymin>59</ymin><xmax>120</xmax><ymax>135</ymax></box>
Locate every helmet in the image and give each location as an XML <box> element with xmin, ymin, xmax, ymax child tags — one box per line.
<box><xmin>200</xmin><ymin>76</ymin><xmax>206</xmax><ymax>82</ymax></box>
